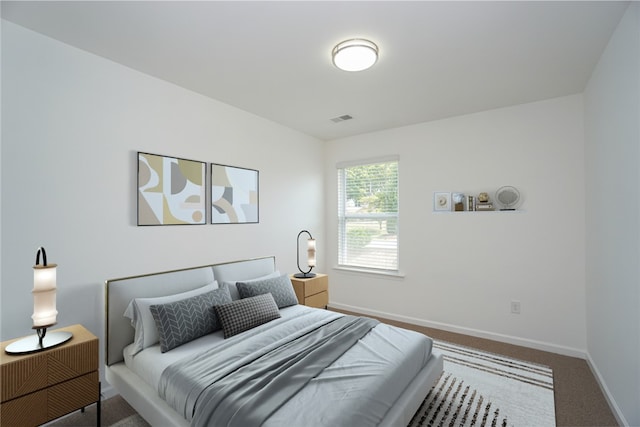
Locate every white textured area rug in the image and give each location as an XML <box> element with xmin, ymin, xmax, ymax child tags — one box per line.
<box><xmin>409</xmin><ymin>340</ymin><xmax>555</xmax><ymax>427</ymax></box>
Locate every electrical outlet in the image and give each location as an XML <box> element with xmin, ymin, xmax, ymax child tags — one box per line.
<box><xmin>511</xmin><ymin>300</ymin><xmax>521</xmax><ymax>314</ymax></box>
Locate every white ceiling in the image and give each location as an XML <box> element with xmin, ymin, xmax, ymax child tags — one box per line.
<box><xmin>1</xmin><ymin>1</ymin><xmax>629</xmax><ymax>141</ymax></box>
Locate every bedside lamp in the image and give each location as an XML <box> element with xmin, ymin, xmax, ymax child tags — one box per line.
<box><xmin>32</xmin><ymin>247</ymin><xmax>58</xmax><ymax>328</ymax></box>
<box><xmin>294</xmin><ymin>230</ymin><xmax>317</xmax><ymax>278</ymax></box>
<box><xmin>5</xmin><ymin>247</ymin><xmax>72</xmax><ymax>355</ymax></box>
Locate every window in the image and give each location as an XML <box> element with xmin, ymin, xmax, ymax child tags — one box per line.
<box><xmin>337</xmin><ymin>158</ymin><xmax>399</xmax><ymax>273</ymax></box>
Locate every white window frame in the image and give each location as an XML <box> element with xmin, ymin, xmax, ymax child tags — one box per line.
<box><xmin>337</xmin><ymin>156</ymin><xmax>400</xmax><ymax>275</ymax></box>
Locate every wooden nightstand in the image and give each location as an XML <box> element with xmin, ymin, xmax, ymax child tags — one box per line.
<box><xmin>0</xmin><ymin>324</ymin><xmax>100</xmax><ymax>426</ymax></box>
<box><xmin>290</xmin><ymin>274</ymin><xmax>329</xmax><ymax>309</ymax></box>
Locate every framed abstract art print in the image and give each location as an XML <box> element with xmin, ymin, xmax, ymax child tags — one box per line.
<box><xmin>137</xmin><ymin>152</ymin><xmax>206</xmax><ymax>225</ymax></box>
<box><xmin>211</xmin><ymin>163</ymin><xmax>259</xmax><ymax>224</ymax></box>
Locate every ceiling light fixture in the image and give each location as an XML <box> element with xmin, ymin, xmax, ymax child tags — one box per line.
<box><xmin>332</xmin><ymin>38</ymin><xmax>378</xmax><ymax>72</ymax></box>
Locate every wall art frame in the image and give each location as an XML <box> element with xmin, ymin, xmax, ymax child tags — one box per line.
<box><xmin>211</xmin><ymin>163</ymin><xmax>259</xmax><ymax>224</ymax></box>
<box><xmin>433</xmin><ymin>192</ymin><xmax>451</xmax><ymax>212</ymax></box>
<box><xmin>137</xmin><ymin>152</ymin><xmax>206</xmax><ymax>225</ymax></box>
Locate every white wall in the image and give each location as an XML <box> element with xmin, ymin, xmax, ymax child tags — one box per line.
<box><xmin>326</xmin><ymin>95</ymin><xmax>587</xmax><ymax>355</ymax></box>
<box><xmin>0</xmin><ymin>21</ymin><xmax>325</xmax><ymax>360</ymax></box>
<box><xmin>584</xmin><ymin>3</ymin><xmax>640</xmax><ymax>426</ymax></box>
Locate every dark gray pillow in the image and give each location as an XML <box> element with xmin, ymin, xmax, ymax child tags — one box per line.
<box><xmin>150</xmin><ymin>285</ymin><xmax>232</xmax><ymax>353</ymax></box>
<box><xmin>214</xmin><ymin>293</ymin><xmax>281</xmax><ymax>338</ymax></box>
<box><xmin>220</xmin><ymin>270</ymin><xmax>282</xmax><ymax>301</ymax></box>
<box><xmin>236</xmin><ymin>274</ymin><xmax>298</xmax><ymax>308</ymax></box>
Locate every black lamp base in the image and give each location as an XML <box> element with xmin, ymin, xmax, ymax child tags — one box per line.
<box><xmin>294</xmin><ymin>272</ymin><xmax>317</xmax><ymax>278</ymax></box>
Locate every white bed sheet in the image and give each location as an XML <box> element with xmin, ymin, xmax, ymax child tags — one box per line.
<box><xmin>124</xmin><ymin>305</ymin><xmax>329</xmax><ymax>389</ymax></box>
<box><xmin>124</xmin><ymin>305</ymin><xmax>434</xmax><ymax>426</ymax></box>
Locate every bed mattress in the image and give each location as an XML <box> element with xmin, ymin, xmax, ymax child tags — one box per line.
<box><xmin>124</xmin><ymin>305</ymin><xmax>434</xmax><ymax>426</ymax></box>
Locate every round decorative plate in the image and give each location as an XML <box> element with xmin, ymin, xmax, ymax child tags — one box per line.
<box><xmin>495</xmin><ymin>186</ymin><xmax>521</xmax><ymax>210</ymax></box>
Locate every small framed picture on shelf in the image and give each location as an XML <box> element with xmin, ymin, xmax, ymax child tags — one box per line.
<box><xmin>433</xmin><ymin>192</ymin><xmax>451</xmax><ymax>212</ymax></box>
<box><xmin>452</xmin><ymin>192</ymin><xmax>465</xmax><ymax>211</ymax></box>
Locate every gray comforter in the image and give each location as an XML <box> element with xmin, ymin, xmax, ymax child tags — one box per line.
<box><xmin>158</xmin><ymin>311</ymin><xmax>378</xmax><ymax>427</ymax></box>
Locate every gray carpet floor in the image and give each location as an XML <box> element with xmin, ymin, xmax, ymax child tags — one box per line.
<box><xmin>346</xmin><ymin>309</ymin><xmax>619</xmax><ymax>427</ymax></box>
<box><xmin>51</xmin><ymin>309</ymin><xmax>618</xmax><ymax>426</ymax></box>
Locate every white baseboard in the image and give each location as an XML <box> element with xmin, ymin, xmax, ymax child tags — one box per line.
<box><xmin>585</xmin><ymin>353</ymin><xmax>629</xmax><ymax>427</ymax></box>
<box><xmin>329</xmin><ymin>302</ymin><xmax>587</xmax><ymax>359</ymax></box>
<box><xmin>101</xmin><ymin>382</ymin><xmax>117</xmax><ymax>399</ymax></box>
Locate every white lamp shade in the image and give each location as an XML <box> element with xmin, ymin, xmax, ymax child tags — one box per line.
<box><xmin>32</xmin><ymin>265</ymin><xmax>57</xmax><ymax>327</ymax></box>
<box><xmin>332</xmin><ymin>39</ymin><xmax>379</xmax><ymax>72</ymax></box>
<box><xmin>307</xmin><ymin>238</ymin><xmax>316</xmax><ymax>267</ymax></box>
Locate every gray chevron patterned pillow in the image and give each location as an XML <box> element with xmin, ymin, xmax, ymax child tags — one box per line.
<box><xmin>150</xmin><ymin>285</ymin><xmax>232</xmax><ymax>353</ymax></box>
<box><xmin>236</xmin><ymin>274</ymin><xmax>298</xmax><ymax>308</ymax></box>
<box><xmin>214</xmin><ymin>293</ymin><xmax>281</xmax><ymax>338</ymax></box>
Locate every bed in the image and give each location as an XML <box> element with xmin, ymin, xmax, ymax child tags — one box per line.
<box><xmin>105</xmin><ymin>256</ymin><xmax>443</xmax><ymax>426</ymax></box>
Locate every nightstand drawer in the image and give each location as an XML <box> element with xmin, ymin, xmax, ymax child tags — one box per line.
<box><xmin>305</xmin><ymin>291</ymin><xmax>328</xmax><ymax>309</ymax></box>
<box><xmin>1</xmin><ymin>372</ymin><xmax>98</xmax><ymax>426</ymax></box>
<box><xmin>304</xmin><ymin>275</ymin><xmax>328</xmax><ymax>297</ymax></box>
<box><xmin>0</xmin><ymin>389</ymin><xmax>48</xmax><ymax>426</ymax></box>
<box><xmin>0</xmin><ymin>353</ymin><xmax>48</xmax><ymax>402</ymax></box>
<box><xmin>48</xmin><ymin>371</ymin><xmax>99</xmax><ymax>419</ymax></box>
<box><xmin>290</xmin><ymin>274</ymin><xmax>329</xmax><ymax>308</ymax></box>
<box><xmin>1</xmin><ymin>328</ymin><xmax>98</xmax><ymax>401</ymax></box>
<box><xmin>0</xmin><ymin>324</ymin><xmax>100</xmax><ymax>426</ymax></box>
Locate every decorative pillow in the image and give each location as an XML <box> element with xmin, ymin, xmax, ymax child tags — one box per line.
<box><xmin>221</xmin><ymin>270</ymin><xmax>281</xmax><ymax>300</ymax></box>
<box><xmin>236</xmin><ymin>274</ymin><xmax>298</xmax><ymax>308</ymax></box>
<box><xmin>123</xmin><ymin>282</ymin><xmax>217</xmax><ymax>356</ymax></box>
<box><xmin>149</xmin><ymin>286</ymin><xmax>232</xmax><ymax>353</ymax></box>
<box><xmin>214</xmin><ymin>293</ymin><xmax>281</xmax><ymax>338</ymax></box>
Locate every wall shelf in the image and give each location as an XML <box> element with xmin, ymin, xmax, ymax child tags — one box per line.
<box><xmin>432</xmin><ymin>209</ymin><xmax>524</xmax><ymax>214</ymax></box>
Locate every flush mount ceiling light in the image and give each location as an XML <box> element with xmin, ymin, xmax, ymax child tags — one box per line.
<box><xmin>332</xmin><ymin>38</ymin><xmax>378</xmax><ymax>72</ymax></box>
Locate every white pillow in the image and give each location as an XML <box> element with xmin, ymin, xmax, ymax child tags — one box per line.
<box><xmin>123</xmin><ymin>282</ymin><xmax>217</xmax><ymax>356</ymax></box>
<box><xmin>221</xmin><ymin>270</ymin><xmax>280</xmax><ymax>300</ymax></box>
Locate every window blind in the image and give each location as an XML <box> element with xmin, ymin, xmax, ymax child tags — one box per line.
<box><xmin>337</xmin><ymin>159</ymin><xmax>399</xmax><ymax>273</ymax></box>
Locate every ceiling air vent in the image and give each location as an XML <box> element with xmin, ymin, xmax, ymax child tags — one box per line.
<box><xmin>330</xmin><ymin>114</ymin><xmax>353</xmax><ymax>123</ymax></box>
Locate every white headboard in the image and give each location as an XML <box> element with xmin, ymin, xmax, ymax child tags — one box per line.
<box><xmin>105</xmin><ymin>256</ymin><xmax>276</xmax><ymax>365</ymax></box>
